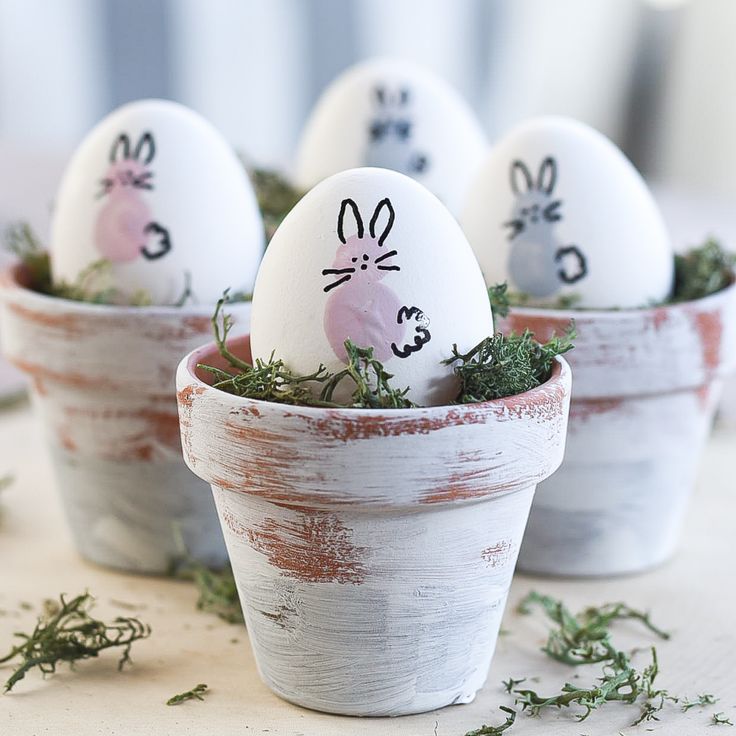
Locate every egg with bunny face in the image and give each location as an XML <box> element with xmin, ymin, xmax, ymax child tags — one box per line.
<box><xmin>51</xmin><ymin>98</ymin><xmax>264</xmax><ymax>305</ymax></box>
<box><xmin>295</xmin><ymin>58</ymin><xmax>487</xmax><ymax>216</ymax></box>
<box><xmin>250</xmin><ymin>168</ymin><xmax>494</xmax><ymax>406</ymax></box>
<box><xmin>460</xmin><ymin>116</ymin><xmax>674</xmax><ymax>309</ymax></box>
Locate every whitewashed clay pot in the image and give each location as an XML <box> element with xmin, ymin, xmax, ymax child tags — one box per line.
<box><xmin>0</xmin><ymin>263</ymin><xmax>250</xmax><ymax>573</ymax></box>
<box><xmin>176</xmin><ymin>334</ymin><xmax>571</xmax><ymax>716</ymax></box>
<box><xmin>500</xmin><ymin>281</ymin><xmax>736</xmax><ymax>577</ymax></box>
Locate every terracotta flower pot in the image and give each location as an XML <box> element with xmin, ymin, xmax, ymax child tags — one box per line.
<box><xmin>176</xmin><ymin>334</ymin><xmax>571</xmax><ymax>716</ymax></box>
<box><xmin>500</xmin><ymin>281</ymin><xmax>736</xmax><ymax>577</ymax></box>
<box><xmin>0</xmin><ymin>263</ymin><xmax>250</xmax><ymax>573</ymax></box>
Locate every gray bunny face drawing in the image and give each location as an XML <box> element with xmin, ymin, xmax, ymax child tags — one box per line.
<box><xmin>504</xmin><ymin>157</ymin><xmax>587</xmax><ymax>298</ymax></box>
<box><xmin>364</xmin><ymin>85</ymin><xmax>430</xmax><ymax>178</ymax></box>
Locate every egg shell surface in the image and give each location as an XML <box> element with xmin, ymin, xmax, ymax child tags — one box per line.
<box><xmin>460</xmin><ymin>116</ymin><xmax>674</xmax><ymax>309</ymax></box>
<box><xmin>250</xmin><ymin>168</ymin><xmax>494</xmax><ymax>407</ymax></box>
<box><xmin>295</xmin><ymin>58</ymin><xmax>487</xmax><ymax>216</ymax></box>
<box><xmin>51</xmin><ymin>98</ymin><xmax>264</xmax><ymax>305</ymax></box>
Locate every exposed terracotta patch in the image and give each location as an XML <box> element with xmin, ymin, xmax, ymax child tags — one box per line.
<box><xmin>210</xmin><ymin>475</ymin><xmax>239</xmax><ymax>492</ymax></box>
<box><xmin>6</xmin><ymin>301</ymin><xmax>86</xmax><ymax>337</ymax></box>
<box><xmin>691</xmin><ymin>310</ymin><xmax>723</xmax><ymax>372</ymax></box>
<box><xmin>695</xmin><ymin>385</ymin><xmax>711</xmax><ymax>411</ymax></box>
<box><xmin>221</xmin><ymin>507</ymin><xmax>249</xmax><ymax>537</ymax></box>
<box><xmin>302</xmin><ymin>408</ymin><xmax>488</xmax><ymax>442</ymax></box>
<box><xmin>481</xmin><ymin>540</ymin><xmax>515</xmax><ymax>568</ymax></box>
<box><xmin>31</xmin><ymin>376</ymin><xmax>48</xmax><ymax>396</ymax></box>
<box><xmin>57</xmin><ymin>425</ymin><xmax>77</xmax><ymax>452</ymax></box>
<box><xmin>571</xmin><ymin>398</ymin><xmax>625</xmax><ymax>422</ymax></box>
<box><xmin>247</xmin><ymin>510</ymin><xmax>367</xmax><ymax>584</ymax></box>
<box><xmin>182</xmin><ymin>315</ymin><xmax>213</xmax><ymax>335</ymax></box>
<box><xmin>420</xmin><ymin>468</ymin><xmax>490</xmax><ymax>505</ymax></box>
<box><xmin>502</xmin><ymin>313</ymin><xmax>567</xmax><ymax>344</ymax></box>
<box><xmin>651</xmin><ymin>308</ymin><xmax>669</xmax><ymax>331</ymax></box>
<box><xmin>62</xmin><ymin>407</ymin><xmax>182</xmax><ymax>451</ymax></box>
<box><xmin>111</xmin><ymin>444</ymin><xmax>155</xmax><ymax>462</ymax></box>
<box><xmin>10</xmin><ymin>358</ymin><xmax>118</xmax><ymax>391</ymax></box>
<box><xmin>177</xmin><ymin>384</ymin><xmax>206</xmax><ymax>409</ymax></box>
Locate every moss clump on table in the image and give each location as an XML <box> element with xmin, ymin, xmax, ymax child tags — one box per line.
<box><xmin>0</xmin><ymin>592</ymin><xmax>151</xmax><ymax>692</ymax></box>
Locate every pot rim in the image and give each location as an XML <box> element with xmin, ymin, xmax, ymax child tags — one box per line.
<box><xmin>505</xmin><ymin>277</ymin><xmax>736</xmax><ymax>322</ymax></box>
<box><xmin>181</xmin><ymin>333</ymin><xmax>571</xmax><ymax>418</ymax></box>
<box><xmin>0</xmin><ymin>261</ymin><xmax>250</xmax><ymax>316</ymax></box>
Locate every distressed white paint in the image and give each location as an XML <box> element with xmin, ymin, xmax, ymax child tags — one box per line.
<box><xmin>176</xmin><ymin>335</ymin><xmax>571</xmax><ymax>716</ymax></box>
<box><xmin>0</xmin><ymin>264</ymin><xmax>251</xmax><ymax>573</ymax></box>
<box><xmin>500</xmin><ymin>281</ymin><xmax>736</xmax><ymax>576</ymax></box>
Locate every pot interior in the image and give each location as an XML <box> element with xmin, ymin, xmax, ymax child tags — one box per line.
<box><xmin>193</xmin><ymin>335</ymin><xmax>253</xmax><ymax>384</ymax></box>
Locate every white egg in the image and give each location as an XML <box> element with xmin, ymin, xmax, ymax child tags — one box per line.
<box><xmin>51</xmin><ymin>99</ymin><xmax>264</xmax><ymax>305</ymax></box>
<box><xmin>250</xmin><ymin>168</ymin><xmax>494</xmax><ymax>406</ymax></box>
<box><xmin>460</xmin><ymin>116</ymin><xmax>674</xmax><ymax>309</ymax></box>
<box><xmin>295</xmin><ymin>58</ymin><xmax>487</xmax><ymax>216</ymax></box>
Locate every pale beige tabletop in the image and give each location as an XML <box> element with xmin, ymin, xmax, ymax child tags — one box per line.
<box><xmin>1</xmin><ymin>396</ymin><xmax>734</xmax><ymax>736</ymax></box>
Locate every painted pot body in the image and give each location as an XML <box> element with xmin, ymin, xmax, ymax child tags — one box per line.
<box><xmin>500</xmin><ymin>282</ymin><xmax>736</xmax><ymax>576</ymax></box>
<box><xmin>176</xmin><ymin>335</ymin><xmax>571</xmax><ymax>716</ymax></box>
<box><xmin>0</xmin><ymin>264</ymin><xmax>250</xmax><ymax>573</ymax></box>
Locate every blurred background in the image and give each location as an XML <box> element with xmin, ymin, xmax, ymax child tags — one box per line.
<box><xmin>0</xmin><ymin>0</ymin><xmax>734</xmax><ymax>244</ymax></box>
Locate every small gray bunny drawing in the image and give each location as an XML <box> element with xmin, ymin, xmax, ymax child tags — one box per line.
<box><xmin>504</xmin><ymin>157</ymin><xmax>587</xmax><ymax>297</ymax></box>
<box><xmin>364</xmin><ymin>85</ymin><xmax>430</xmax><ymax>177</ymax></box>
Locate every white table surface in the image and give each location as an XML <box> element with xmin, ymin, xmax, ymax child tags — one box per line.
<box><xmin>1</xmin><ymin>396</ymin><xmax>734</xmax><ymax>736</ymax></box>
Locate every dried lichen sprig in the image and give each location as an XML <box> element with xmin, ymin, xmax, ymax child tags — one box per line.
<box><xmin>177</xmin><ymin>562</ymin><xmax>244</xmax><ymax>625</ymax></box>
<box><xmin>464</xmin><ymin>706</ymin><xmax>516</xmax><ymax>735</ymax></box>
<box><xmin>682</xmin><ymin>693</ymin><xmax>719</xmax><ymax>711</ymax></box>
<box><xmin>672</xmin><ymin>238</ymin><xmax>736</xmax><ymax>303</ymax></box>
<box><xmin>444</xmin><ymin>327</ymin><xmax>575</xmax><ymax>404</ymax></box>
<box><xmin>200</xmin><ymin>292</ymin><xmax>415</xmax><ymax>409</ymax></box>
<box><xmin>712</xmin><ymin>712</ymin><xmax>734</xmax><ymax>726</ymax></box>
<box><xmin>318</xmin><ymin>341</ymin><xmax>415</xmax><ymax>409</ymax></box>
<box><xmin>510</xmin><ymin>592</ymin><xmax>677</xmax><ymax>725</ymax></box>
<box><xmin>0</xmin><ymin>592</ymin><xmax>151</xmax><ymax>692</ymax></box>
<box><xmin>518</xmin><ymin>591</ymin><xmax>670</xmax><ymax>666</ymax></box>
<box><xmin>169</xmin><ymin>530</ymin><xmax>244</xmax><ymax>625</ymax></box>
<box><xmin>166</xmin><ymin>682</ymin><xmax>209</xmax><ymax>706</ymax></box>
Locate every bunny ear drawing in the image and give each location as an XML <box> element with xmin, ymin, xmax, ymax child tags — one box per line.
<box><xmin>369</xmin><ymin>198</ymin><xmax>395</xmax><ymax>246</ymax></box>
<box><xmin>337</xmin><ymin>198</ymin><xmax>364</xmax><ymax>243</ymax></box>
<box><xmin>374</xmin><ymin>86</ymin><xmax>387</xmax><ymax>106</ymax></box>
<box><xmin>537</xmin><ymin>157</ymin><xmax>557</xmax><ymax>194</ymax></box>
<box><xmin>398</xmin><ymin>87</ymin><xmax>410</xmax><ymax>106</ymax></box>
<box><xmin>133</xmin><ymin>131</ymin><xmax>156</xmax><ymax>165</ymax></box>
<box><xmin>110</xmin><ymin>133</ymin><xmax>131</xmax><ymax>163</ymax></box>
<box><xmin>510</xmin><ymin>160</ymin><xmax>534</xmax><ymax>195</ymax></box>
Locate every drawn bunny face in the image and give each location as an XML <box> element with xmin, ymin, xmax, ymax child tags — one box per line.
<box><xmin>322</xmin><ymin>198</ymin><xmax>399</xmax><ymax>293</ymax></box>
<box><xmin>94</xmin><ymin>130</ymin><xmax>172</xmax><ymax>264</ymax></box>
<box><xmin>504</xmin><ymin>157</ymin><xmax>562</xmax><ymax>240</ymax></box>
<box><xmin>365</xmin><ymin>85</ymin><xmax>430</xmax><ymax>178</ymax></box>
<box><xmin>322</xmin><ymin>197</ymin><xmax>431</xmax><ymax>363</ymax></box>
<box><xmin>503</xmin><ymin>156</ymin><xmax>587</xmax><ymax>297</ymax></box>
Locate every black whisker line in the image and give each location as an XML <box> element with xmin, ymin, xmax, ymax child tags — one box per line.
<box><xmin>323</xmin><ymin>275</ymin><xmax>352</xmax><ymax>292</ymax></box>
<box><xmin>321</xmin><ymin>267</ymin><xmax>356</xmax><ymax>275</ymax></box>
<box><xmin>377</xmin><ymin>265</ymin><xmax>401</xmax><ymax>271</ymax></box>
<box><xmin>374</xmin><ymin>249</ymin><xmax>398</xmax><ymax>264</ymax></box>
